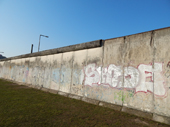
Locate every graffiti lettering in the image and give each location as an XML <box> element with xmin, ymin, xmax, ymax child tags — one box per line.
<box><xmin>84</xmin><ymin>63</ymin><xmax>166</xmax><ymax>96</ymax></box>
<box><xmin>0</xmin><ymin>61</ymin><xmax>166</xmax><ymax>97</ymax></box>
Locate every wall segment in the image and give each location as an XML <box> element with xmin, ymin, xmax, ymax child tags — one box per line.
<box><xmin>0</xmin><ymin>27</ymin><xmax>170</xmax><ymax>124</ymax></box>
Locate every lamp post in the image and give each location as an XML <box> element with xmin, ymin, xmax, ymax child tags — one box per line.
<box><xmin>38</xmin><ymin>34</ymin><xmax>49</xmax><ymax>52</ymax></box>
<box><xmin>31</xmin><ymin>44</ymin><xmax>33</xmax><ymax>53</ymax></box>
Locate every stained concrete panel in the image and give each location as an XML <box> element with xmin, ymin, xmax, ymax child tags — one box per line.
<box><xmin>10</xmin><ymin>60</ymin><xmax>15</xmax><ymax>81</ymax></box>
<box><xmin>153</xmin><ymin>27</ymin><xmax>170</xmax><ymax>117</ymax></box>
<box><xmin>6</xmin><ymin>60</ymin><xmax>12</xmax><ymax>80</ymax></box>
<box><xmin>37</xmin><ymin>56</ymin><xmax>47</xmax><ymax>88</ymax></box>
<box><xmin>71</xmin><ymin>49</ymin><xmax>87</xmax><ymax>96</ymax></box>
<box><xmin>104</xmin><ymin>38</ymin><xmax>125</xmax><ymax>65</ymax></box>
<box><xmin>0</xmin><ymin>61</ymin><xmax>4</xmax><ymax>78</ymax></box>
<box><xmin>18</xmin><ymin>58</ymin><xmax>27</xmax><ymax>83</ymax></box>
<box><xmin>101</xmin><ymin>37</ymin><xmax>124</xmax><ymax>105</ymax></box>
<box><xmin>50</xmin><ymin>54</ymin><xmax>62</xmax><ymax>90</ymax></box>
<box><xmin>24</xmin><ymin>58</ymin><xmax>30</xmax><ymax>84</ymax></box>
<box><xmin>10</xmin><ymin>60</ymin><xmax>23</xmax><ymax>81</ymax></box>
<box><xmin>13</xmin><ymin>58</ymin><xmax>24</xmax><ymax>83</ymax></box>
<box><xmin>33</xmin><ymin>56</ymin><xmax>44</xmax><ymax>87</ymax></box>
<box><xmin>3</xmin><ymin>60</ymin><xmax>11</xmax><ymax>80</ymax></box>
<box><xmin>13</xmin><ymin>59</ymin><xmax>23</xmax><ymax>82</ymax></box>
<box><xmin>1</xmin><ymin>61</ymin><xmax>6</xmax><ymax>79</ymax></box>
<box><xmin>26</xmin><ymin>57</ymin><xmax>35</xmax><ymax>85</ymax></box>
<box><xmin>10</xmin><ymin>59</ymin><xmax>18</xmax><ymax>81</ymax></box>
<box><xmin>43</xmin><ymin>55</ymin><xmax>53</xmax><ymax>88</ymax></box>
<box><xmin>29</xmin><ymin>57</ymin><xmax>39</xmax><ymax>86</ymax></box>
<box><xmin>59</xmin><ymin>52</ymin><xmax>73</xmax><ymax>93</ymax></box>
<box><xmin>123</xmin><ymin>31</ymin><xmax>154</xmax><ymax>113</ymax></box>
<box><xmin>36</xmin><ymin>55</ymin><xmax>53</xmax><ymax>88</ymax></box>
<box><xmin>12</xmin><ymin>59</ymin><xmax>22</xmax><ymax>82</ymax></box>
<box><xmin>84</xmin><ymin>47</ymin><xmax>103</xmax><ymax>100</ymax></box>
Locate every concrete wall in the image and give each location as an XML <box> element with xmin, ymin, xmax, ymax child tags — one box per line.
<box><xmin>1</xmin><ymin>27</ymin><xmax>170</xmax><ymax>124</ymax></box>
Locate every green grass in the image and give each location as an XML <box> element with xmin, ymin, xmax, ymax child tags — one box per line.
<box><xmin>0</xmin><ymin>79</ymin><xmax>168</xmax><ymax>127</ymax></box>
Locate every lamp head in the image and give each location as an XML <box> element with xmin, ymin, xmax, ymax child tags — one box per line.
<box><xmin>40</xmin><ymin>34</ymin><xmax>49</xmax><ymax>38</ymax></box>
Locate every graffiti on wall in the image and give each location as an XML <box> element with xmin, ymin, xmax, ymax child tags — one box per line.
<box><xmin>60</xmin><ymin>66</ymin><xmax>72</xmax><ymax>86</ymax></box>
<box><xmin>0</xmin><ymin>61</ymin><xmax>167</xmax><ymax>97</ymax></box>
<box><xmin>84</xmin><ymin>63</ymin><xmax>166</xmax><ymax>97</ymax></box>
<box><xmin>164</xmin><ymin>61</ymin><xmax>170</xmax><ymax>79</ymax></box>
<box><xmin>52</xmin><ymin>68</ymin><xmax>60</xmax><ymax>84</ymax></box>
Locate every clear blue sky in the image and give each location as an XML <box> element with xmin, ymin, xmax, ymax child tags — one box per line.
<box><xmin>0</xmin><ymin>0</ymin><xmax>170</xmax><ymax>58</ymax></box>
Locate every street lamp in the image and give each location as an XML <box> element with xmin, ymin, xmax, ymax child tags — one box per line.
<box><xmin>38</xmin><ymin>34</ymin><xmax>49</xmax><ymax>52</ymax></box>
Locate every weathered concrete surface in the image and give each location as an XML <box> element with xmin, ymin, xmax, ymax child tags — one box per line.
<box><xmin>53</xmin><ymin>40</ymin><xmax>102</xmax><ymax>53</ymax></box>
<box><xmin>0</xmin><ymin>61</ymin><xmax>4</xmax><ymax>78</ymax></box>
<box><xmin>29</xmin><ymin>85</ymin><xmax>41</xmax><ymax>90</ymax></box>
<box><xmin>26</xmin><ymin>57</ymin><xmax>35</xmax><ymax>85</ymax></box>
<box><xmin>82</xmin><ymin>97</ymin><xmax>100</xmax><ymax>105</ymax></box>
<box><xmin>153</xmin><ymin>114</ymin><xmax>170</xmax><ymax>125</ymax></box>
<box><xmin>153</xmin><ymin>28</ymin><xmax>170</xmax><ymax>117</ymax></box>
<box><xmin>3</xmin><ymin>60</ymin><xmax>11</xmax><ymax>80</ymax></box>
<box><xmin>37</xmin><ymin>56</ymin><xmax>46</xmax><ymax>88</ymax></box>
<box><xmin>102</xmin><ymin>37</ymin><xmax>124</xmax><ymax>106</ymax></box>
<box><xmin>59</xmin><ymin>52</ymin><xmax>73</xmax><ymax>93</ymax></box>
<box><xmin>50</xmin><ymin>54</ymin><xmax>62</xmax><ymax>91</ymax></box>
<box><xmin>71</xmin><ymin>49</ymin><xmax>87</xmax><ymax>96</ymax></box>
<box><xmin>84</xmin><ymin>47</ymin><xmax>103</xmax><ymax>101</ymax></box>
<box><xmin>68</xmin><ymin>94</ymin><xmax>82</xmax><ymax>100</ymax></box>
<box><xmin>0</xmin><ymin>40</ymin><xmax>102</xmax><ymax>62</ymax></box>
<box><xmin>123</xmin><ymin>31</ymin><xmax>154</xmax><ymax>113</ymax></box>
<box><xmin>122</xmin><ymin>106</ymin><xmax>153</xmax><ymax>119</ymax></box>
<box><xmin>43</xmin><ymin>55</ymin><xmax>53</xmax><ymax>89</ymax></box>
<box><xmin>29</xmin><ymin>57</ymin><xmax>40</xmax><ymax>87</ymax></box>
<box><xmin>58</xmin><ymin>91</ymin><xmax>68</xmax><ymax>97</ymax></box>
<box><xmin>41</xmin><ymin>87</ymin><xmax>49</xmax><ymax>92</ymax></box>
<box><xmin>48</xmin><ymin>89</ymin><xmax>58</xmax><ymax>94</ymax></box>
<box><xmin>0</xmin><ymin>27</ymin><xmax>170</xmax><ymax>125</ymax></box>
<box><xmin>24</xmin><ymin>58</ymin><xmax>30</xmax><ymax>84</ymax></box>
<box><xmin>99</xmin><ymin>102</ymin><xmax>122</xmax><ymax>111</ymax></box>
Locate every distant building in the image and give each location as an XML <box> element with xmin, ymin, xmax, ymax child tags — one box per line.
<box><xmin>0</xmin><ymin>54</ymin><xmax>6</xmax><ymax>59</ymax></box>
